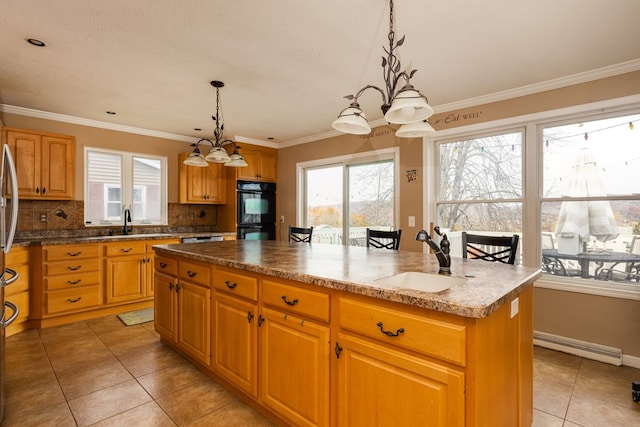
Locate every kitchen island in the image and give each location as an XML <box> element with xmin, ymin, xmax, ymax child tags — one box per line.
<box><xmin>153</xmin><ymin>240</ymin><xmax>541</xmax><ymax>427</ymax></box>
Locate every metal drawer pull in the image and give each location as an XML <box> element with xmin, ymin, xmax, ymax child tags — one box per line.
<box><xmin>67</xmin><ymin>251</ymin><xmax>82</xmax><ymax>257</ymax></box>
<box><xmin>281</xmin><ymin>296</ymin><xmax>299</xmax><ymax>306</ymax></box>
<box><xmin>67</xmin><ymin>297</ymin><xmax>82</xmax><ymax>303</ymax></box>
<box><xmin>377</xmin><ymin>322</ymin><xmax>405</xmax><ymax>337</ymax></box>
<box><xmin>68</xmin><ymin>279</ymin><xmax>82</xmax><ymax>285</ymax></box>
<box><xmin>67</xmin><ymin>265</ymin><xmax>82</xmax><ymax>271</ymax></box>
<box><xmin>187</xmin><ymin>271</ymin><xmax>197</xmax><ymax>278</ymax></box>
<box><xmin>225</xmin><ymin>280</ymin><xmax>237</xmax><ymax>289</ymax></box>
<box><xmin>120</xmin><ymin>248</ymin><xmax>133</xmax><ymax>253</ymax></box>
<box><xmin>159</xmin><ymin>262</ymin><xmax>167</xmax><ymax>268</ymax></box>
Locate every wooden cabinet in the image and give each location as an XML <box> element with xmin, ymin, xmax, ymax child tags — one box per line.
<box><xmin>40</xmin><ymin>244</ymin><xmax>101</xmax><ymax>316</ymax></box>
<box><xmin>104</xmin><ymin>241</ymin><xmax>148</xmax><ymax>304</ymax></box>
<box><xmin>5</xmin><ymin>246</ymin><xmax>30</xmax><ymax>337</ymax></box>
<box><xmin>336</xmin><ymin>296</ymin><xmax>465</xmax><ymax>426</ymax></box>
<box><xmin>1</xmin><ymin>127</ymin><xmax>75</xmax><ymax>200</ymax></box>
<box><xmin>235</xmin><ymin>146</ymin><xmax>277</xmax><ymax>182</ymax></box>
<box><xmin>179</xmin><ymin>152</ymin><xmax>226</xmax><ymax>204</ymax></box>
<box><xmin>154</xmin><ymin>256</ymin><xmax>211</xmax><ymax>366</ymax></box>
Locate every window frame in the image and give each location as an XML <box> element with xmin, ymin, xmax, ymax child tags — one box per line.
<box><xmin>425</xmin><ymin>96</ymin><xmax>640</xmax><ymax>300</ymax></box>
<box><xmin>84</xmin><ymin>147</ymin><xmax>168</xmax><ymax>226</ymax></box>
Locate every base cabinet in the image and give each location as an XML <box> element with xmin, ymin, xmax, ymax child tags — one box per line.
<box><xmin>5</xmin><ymin>246</ymin><xmax>30</xmax><ymax>337</ymax></box>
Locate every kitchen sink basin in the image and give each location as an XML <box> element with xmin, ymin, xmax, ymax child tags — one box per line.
<box><xmin>374</xmin><ymin>272</ymin><xmax>466</xmax><ymax>293</ymax></box>
<box><xmin>102</xmin><ymin>233</ymin><xmax>173</xmax><ymax>239</ymax></box>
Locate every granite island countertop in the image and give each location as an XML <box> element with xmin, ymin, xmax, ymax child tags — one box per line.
<box><xmin>12</xmin><ymin>231</ymin><xmax>236</xmax><ymax>246</ymax></box>
<box><xmin>153</xmin><ymin>240</ymin><xmax>541</xmax><ymax>318</ymax></box>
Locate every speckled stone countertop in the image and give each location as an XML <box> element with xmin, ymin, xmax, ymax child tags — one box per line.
<box><xmin>12</xmin><ymin>231</ymin><xmax>236</xmax><ymax>246</ymax></box>
<box><xmin>154</xmin><ymin>240</ymin><xmax>541</xmax><ymax>318</ymax></box>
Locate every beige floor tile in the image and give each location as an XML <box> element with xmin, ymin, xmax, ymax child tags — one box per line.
<box><xmin>137</xmin><ymin>363</ymin><xmax>211</xmax><ymax>399</ymax></box>
<box><xmin>532</xmin><ymin>409</ymin><xmax>564</xmax><ymax>427</ymax></box>
<box><xmin>107</xmin><ymin>332</ymin><xmax>164</xmax><ymax>360</ymax></box>
<box><xmin>533</xmin><ymin>347</ymin><xmax>581</xmax><ymax>418</ymax></box>
<box><xmin>1</xmin><ymin>401</ymin><xmax>76</xmax><ymax>427</ymax></box>
<box><xmin>86</xmin><ymin>314</ymin><xmax>131</xmax><ymax>335</ymax></box>
<box><xmin>185</xmin><ymin>397</ymin><xmax>275</xmax><ymax>426</ymax></box>
<box><xmin>68</xmin><ymin>379</ymin><xmax>152</xmax><ymax>426</ymax></box>
<box><xmin>58</xmin><ymin>360</ymin><xmax>133</xmax><ymax>400</ymax></box>
<box><xmin>156</xmin><ymin>380</ymin><xmax>237</xmax><ymax>425</ymax></box>
<box><xmin>48</xmin><ymin>345</ymin><xmax>119</xmax><ymax>378</ymax></box>
<box><xmin>119</xmin><ymin>344</ymin><xmax>190</xmax><ymax>378</ymax></box>
<box><xmin>4</xmin><ymin>356</ymin><xmax>57</xmax><ymax>392</ymax></box>
<box><xmin>4</xmin><ymin>379</ymin><xmax>66</xmax><ymax>419</ymax></box>
<box><xmin>88</xmin><ymin>401</ymin><xmax>177</xmax><ymax>427</ymax></box>
<box><xmin>38</xmin><ymin>321</ymin><xmax>97</xmax><ymax>345</ymax></box>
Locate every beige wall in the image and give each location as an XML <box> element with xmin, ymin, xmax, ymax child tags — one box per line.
<box><xmin>276</xmin><ymin>127</ymin><xmax>424</xmax><ymax>251</ymax></box>
<box><xmin>1</xmin><ymin>113</ymin><xmax>191</xmax><ymax>203</ymax></box>
<box><xmin>278</xmin><ymin>70</ymin><xmax>640</xmax><ymax>359</ymax></box>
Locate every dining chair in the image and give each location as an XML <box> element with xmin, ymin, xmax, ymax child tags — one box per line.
<box><xmin>366</xmin><ymin>228</ymin><xmax>402</xmax><ymax>250</ymax></box>
<box><xmin>598</xmin><ymin>235</ymin><xmax>640</xmax><ymax>282</ymax></box>
<box><xmin>461</xmin><ymin>232</ymin><xmax>519</xmax><ymax>264</ymax></box>
<box><xmin>288</xmin><ymin>225</ymin><xmax>313</xmax><ymax>243</ymax></box>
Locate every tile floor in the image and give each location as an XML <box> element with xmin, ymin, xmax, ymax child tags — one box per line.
<box><xmin>3</xmin><ymin>315</ymin><xmax>640</xmax><ymax>426</ymax></box>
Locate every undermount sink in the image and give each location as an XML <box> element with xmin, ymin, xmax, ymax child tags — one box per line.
<box><xmin>374</xmin><ymin>272</ymin><xmax>467</xmax><ymax>293</ymax></box>
<box><xmin>103</xmin><ymin>233</ymin><xmax>173</xmax><ymax>239</ymax></box>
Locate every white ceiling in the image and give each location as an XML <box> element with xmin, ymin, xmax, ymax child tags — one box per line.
<box><xmin>1</xmin><ymin>0</ymin><xmax>639</xmax><ymax>147</ymax></box>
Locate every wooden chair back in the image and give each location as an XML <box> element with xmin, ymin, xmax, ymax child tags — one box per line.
<box><xmin>462</xmin><ymin>232</ymin><xmax>519</xmax><ymax>264</ymax></box>
<box><xmin>288</xmin><ymin>226</ymin><xmax>313</xmax><ymax>243</ymax></box>
<box><xmin>366</xmin><ymin>228</ymin><xmax>402</xmax><ymax>250</ymax></box>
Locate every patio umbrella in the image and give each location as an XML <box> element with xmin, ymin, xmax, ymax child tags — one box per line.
<box><xmin>554</xmin><ymin>147</ymin><xmax>619</xmax><ymax>242</ymax></box>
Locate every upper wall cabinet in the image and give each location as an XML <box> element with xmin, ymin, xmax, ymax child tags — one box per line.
<box><xmin>179</xmin><ymin>152</ymin><xmax>227</xmax><ymax>204</ymax></box>
<box><xmin>1</xmin><ymin>127</ymin><xmax>75</xmax><ymax>200</ymax></box>
<box><xmin>235</xmin><ymin>146</ymin><xmax>277</xmax><ymax>182</ymax></box>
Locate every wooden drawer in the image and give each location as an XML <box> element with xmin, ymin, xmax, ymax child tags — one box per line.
<box><xmin>6</xmin><ymin>291</ymin><xmax>29</xmax><ymax>323</ymax></box>
<box><xmin>338</xmin><ymin>297</ymin><xmax>466</xmax><ymax>366</ymax></box>
<box><xmin>45</xmin><ymin>270</ymin><xmax>100</xmax><ymax>291</ymax></box>
<box><xmin>44</xmin><ymin>244</ymin><xmax>100</xmax><ymax>261</ymax></box>
<box><xmin>6</xmin><ymin>246</ymin><xmax>29</xmax><ymax>266</ymax></box>
<box><xmin>213</xmin><ymin>267</ymin><xmax>258</xmax><ymax>301</ymax></box>
<box><xmin>45</xmin><ymin>286</ymin><xmax>100</xmax><ymax>314</ymax></box>
<box><xmin>155</xmin><ymin>256</ymin><xmax>178</xmax><ymax>276</ymax></box>
<box><xmin>44</xmin><ymin>258</ymin><xmax>100</xmax><ymax>276</ymax></box>
<box><xmin>179</xmin><ymin>261</ymin><xmax>211</xmax><ymax>287</ymax></box>
<box><xmin>261</xmin><ymin>279</ymin><xmax>330</xmax><ymax>323</ymax></box>
<box><xmin>104</xmin><ymin>241</ymin><xmax>146</xmax><ymax>257</ymax></box>
<box><xmin>5</xmin><ymin>263</ymin><xmax>29</xmax><ymax>295</ymax></box>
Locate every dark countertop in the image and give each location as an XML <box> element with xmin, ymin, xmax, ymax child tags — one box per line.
<box><xmin>154</xmin><ymin>240</ymin><xmax>541</xmax><ymax>318</ymax></box>
<box><xmin>12</xmin><ymin>231</ymin><xmax>236</xmax><ymax>246</ymax></box>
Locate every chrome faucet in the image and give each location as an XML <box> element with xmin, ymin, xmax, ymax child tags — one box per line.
<box><xmin>415</xmin><ymin>226</ymin><xmax>451</xmax><ymax>274</ymax></box>
<box><xmin>123</xmin><ymin>208</ymin><xmax>132</xmax><ymax>235</ymax></box>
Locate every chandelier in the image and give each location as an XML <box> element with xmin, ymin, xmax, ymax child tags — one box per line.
<box><xmin>332</xmin><ymin>0</ymin><xmax>435</xmax><ymax>138</ymax></box>
<box><xmin>184</xmin><ymin>80</ymin><xmax>248</xmax><ymax>167</ymax></box>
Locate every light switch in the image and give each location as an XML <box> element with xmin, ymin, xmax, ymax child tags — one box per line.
<box><xmin>408</xmin><ymin>216</ymin><xmax>415</xmax><ymax>227</ymax></box>
<box><xmin>510</xmin><ymin>298</ymin><xmax>519</xmax><ymax>318</ymax></box>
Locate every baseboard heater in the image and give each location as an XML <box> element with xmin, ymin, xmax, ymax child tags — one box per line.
<box><xmin>533</xmin><ymin>331</ymin><xmax>623</xmax><ymax>366</ymax></box>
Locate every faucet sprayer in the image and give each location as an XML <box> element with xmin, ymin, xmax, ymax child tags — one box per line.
<box><xmin>415</xmin><ymin>227</ymin><xmax>451</xmax><ymax>275</ymax></box>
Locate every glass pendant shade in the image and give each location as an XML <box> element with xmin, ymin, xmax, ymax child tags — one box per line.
<box><xmin>384</xmin><ymin>85</ymin><xmax>434</xmax><ymax>124</ymax></box>
<box><xmin>395</xmin><ymin>120</ymin><xmax>435</xmax><ymax>138</ymax></box>
<box><xmin>225</xmin><ymin>151</ymin><xmax>248</xmax><ymax>167</ymax></box>
<box><xmin>205</xmin><ymin>146</ymin><xmax>231</xmax><ymax>163</ymax></box>
<box><xmin>332</xmin><ymin>103</ymin><xmax>371</xmax><ymax>135</ymax></box>
<box><xmin>183</xmin><ymin>149</ymin><xmax>208</xmax><ymax>167</ymax></box>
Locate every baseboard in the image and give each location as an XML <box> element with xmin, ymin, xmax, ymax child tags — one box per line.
<box><xmin>622</xmin><ymin>354</ymin><xmax>640</xmax><ymax>369</ymax></box>
<box><xmin>534</xmin><ymin>331</ymin><xmax>623</xmax><ymax>366</ymax></box>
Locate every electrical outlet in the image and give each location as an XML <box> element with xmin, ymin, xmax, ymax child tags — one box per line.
<box><xmin>408</xmin><ymin>216</ymin><xmax>415</xmax><ymax>227</ymax></box>
<box><xmin>510</xmin><ymin>298</ymin><xmax>519</xmax><ymax>318</ymax></box>
<box><xmin>40</xmin><ymin>213</ymin><xmax>47</xmax><ymax>222</ymax></box>
<box><xmin>280</xmin><ymin>215</ymin><xmax>285</xmax><ymax>223</ymax></box>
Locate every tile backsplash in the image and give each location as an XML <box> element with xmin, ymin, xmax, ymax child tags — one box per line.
<box><xmin>13</xmin><ymin>200</ymin><xmax>219</xmax><ymax>239</ymax></box>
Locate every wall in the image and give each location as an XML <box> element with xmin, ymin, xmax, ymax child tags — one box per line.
<box><xmin>276</xmin><ymin>127</ymin><xmax>424</xmax><ymax>251</ymax></box>
<box><xmin>277</xmin><ymin>70</ymin><xmax>640</xmax><ymax>360</ymax></box>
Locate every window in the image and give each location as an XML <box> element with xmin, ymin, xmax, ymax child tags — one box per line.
<box><xmin>436</xmin><ymin>130</ymin><xmax>524</xmax><ymax>262</ymax></box>
<box><xmin>298</xmin><ymin>149</ymin><xmax>398</xmax><ymax>245</ymax></box>
<box><xmin>85</xmin><ymin>148</ymin><xmax>167</xmax><ymax>226</ymax></box>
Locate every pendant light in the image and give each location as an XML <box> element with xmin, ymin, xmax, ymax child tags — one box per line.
<box><xmin>332</xmin><ymin>0</ymin><xmax>435</xmax><ymax>138</ymax></box>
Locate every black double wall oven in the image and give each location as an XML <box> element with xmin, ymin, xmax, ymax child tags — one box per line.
<box><xmin>236</xmin><ymin>180</ymin><xmax>276</xmax><ymax>240</ymax></box>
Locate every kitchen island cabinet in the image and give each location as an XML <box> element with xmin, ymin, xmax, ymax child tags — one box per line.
<box><xmin>153</xmin><ymin>240</ymin><xmax>540</xmax><ymax>427</ymax></box>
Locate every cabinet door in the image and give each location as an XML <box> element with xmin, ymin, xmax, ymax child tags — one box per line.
<box><xmin>154</xmin><ymin>272</ymin><xmax>177</xmax><ymax>340</ymax></box>
<box><xmin>177</xmin><ymin>281</ymin><xmax>211</xmax><ymax>366</ymax></box>
<box><xmin>5</xmin><ymin>130</ymin><xmax>41</xmax><ymax>197</ymax></box>
<box><xmin>105</xmin><ymin>254</ymin><xmax>146</xmax><ymax>304</ymax></box>
<box><xmin>336</xmin><ymin>333</ymin><xmax>465</xmax><ymax>427</ymax></box>
<box><xmin>257</xmin><ymin>150</ymin><xmax>277</xmax><ymax>182</ymax></box>
<box><xmin>212</xmin><ymin>292</ymin><xmax>258</xmax><ymax>397</ymax></box>
<box><xmin>260</xmin><ymin>307</ymin><xmax>330</xmax><ymax>427</ymax></box>
<box><xmin>179</xmin><ymin>152</ymin><xmax>226</xmax><ymax>204</ymax></box>
<box><xmin>202</xmin><ymin>162</ymin><xmax>226</xmax><ymax>203</ymax></box>
<box><xmin>40</xmin><ymin>135</ymin><xmax>74</xmax><ymax>199</ymax></box>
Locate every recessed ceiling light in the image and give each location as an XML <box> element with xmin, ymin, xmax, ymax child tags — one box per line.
<box><xmin>194</xmin><ymin>128</ymin><xmax>202</xmax><ymax>131</ymax></box>
<box><xmin>26</xmin><ymin>38</ymin><xmax>46</xmax><ymax>47</ymax></box>
<box><xmin>268</xmin><ymin>137</ymin><xmax>275</xmax><ymax>141</ymax></box>
<box><xmin>106</xmin><ymin>111</ymin><xmax>116</xmax><ymax>115</ymax></box>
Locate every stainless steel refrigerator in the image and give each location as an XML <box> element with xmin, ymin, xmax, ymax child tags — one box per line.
<box><xmin>0</xmin><ymin>144</ymin><xmax>19</xmax><ymax>421</ymax></box>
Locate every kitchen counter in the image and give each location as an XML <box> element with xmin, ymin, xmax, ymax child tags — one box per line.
<box><xmin>154</xmin><ymin>240</ymin><xmax>541</xmax><ymax>318</ymax></box>
<box><xmin>13</xmin><ymin>231</ymin><xmax>236</xmax><ymax>246</ymax></box>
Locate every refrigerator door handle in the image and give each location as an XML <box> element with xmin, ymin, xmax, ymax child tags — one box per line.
<box><xmin>1</xmin><ymin>268</ymin><xmax>18</xmax><ymax>287</ymax></box>
<box><xmin>1</xmin><ymin>145</ymin><xmax>19</xmax><ymax>253</ymax></box>
<box><xmin>0</xmin><ymin>301</ymin><xmax>19</xmax><ymax>327</ymax></box>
